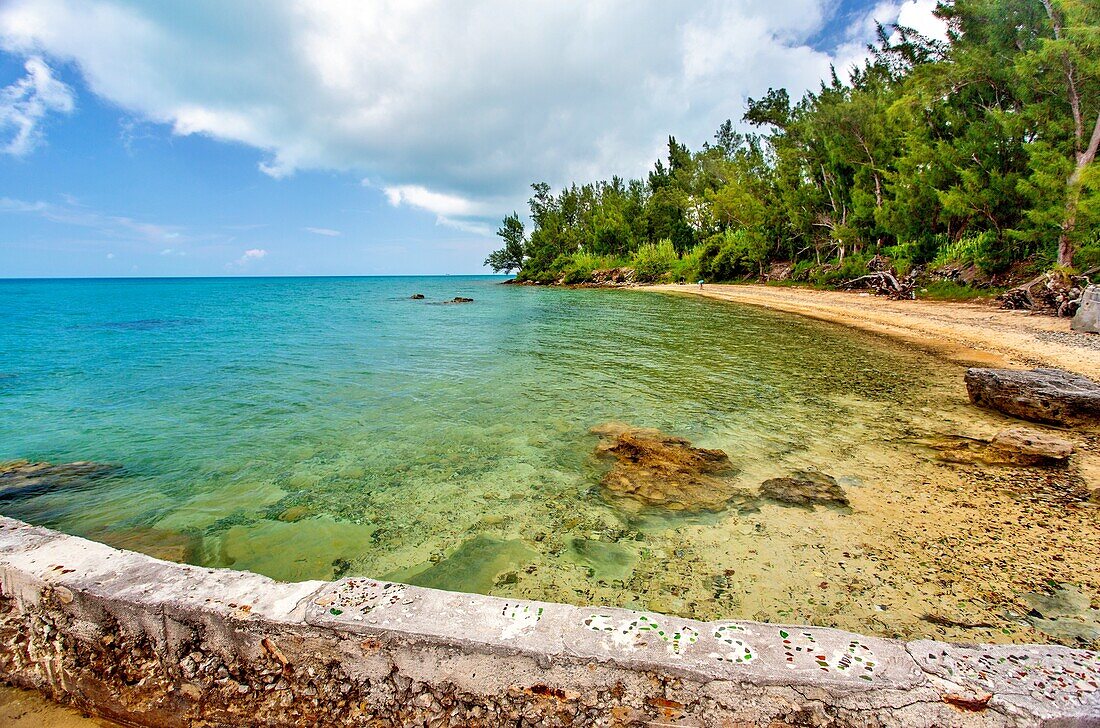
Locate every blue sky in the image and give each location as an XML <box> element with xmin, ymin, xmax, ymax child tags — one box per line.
<box><xmin>0</xmin><ymin>0</ymin><xmax>942</xmax><ymax>277</ymax></box>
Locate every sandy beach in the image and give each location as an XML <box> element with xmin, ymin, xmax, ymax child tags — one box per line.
<box><xmin>646</xmin><ymin>283</ymin><xmax>1100</xmax><ymax>378</ymax></box>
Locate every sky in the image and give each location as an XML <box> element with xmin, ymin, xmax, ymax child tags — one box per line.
<box><xmin>0</xmin><ymin>0</ymin><xmax>945</xmax><ymax>277</ymax></box>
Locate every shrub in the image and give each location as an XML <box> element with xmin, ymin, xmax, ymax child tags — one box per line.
<box><xmin>699</xmin><ymin>228</ymin><xmax>769</xmax><ymax>281</ymax></box>
<box><xmin>559</xmin><ymin>251</ymin><xmax>624</xmax><ymax>283</ymax></box>
<box><xmin>881</xmin><ymin>242</ymin><xmax>919</xmax><ymax>277</ymax></box>
<box><xmin>631</xmin><ymin>238</ymin><xmax>679</xmax><ymax>281</ymax></box>
<box><xmin>669</xmin><ymin>244</ymin><xmax>708</xmax><ymax>282</ymax></box>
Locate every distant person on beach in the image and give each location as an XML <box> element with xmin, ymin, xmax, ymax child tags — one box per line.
<box><xmin>698</xmin><ymin>279</ymin><xmax>704</xmax><ymax>289</ymax></box>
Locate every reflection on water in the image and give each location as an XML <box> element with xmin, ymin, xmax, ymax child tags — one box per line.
<box><xmin>0</xmin><ymin>276</ymin><xmax>1096</xmax><ymax>647</ymax></box>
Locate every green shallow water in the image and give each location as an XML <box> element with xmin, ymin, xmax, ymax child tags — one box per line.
<box><xmin>2</xmin><ymin>276</ymin><xmax>1049</xmax><ymax>637</ymax></box>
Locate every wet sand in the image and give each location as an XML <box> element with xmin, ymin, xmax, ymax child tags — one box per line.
<box><xmin>0</xmin><ymin>685</ymin><xmax>111</xmax><ymax>726</ymax></box>
<box><xmin>646</xmin><ymin>283</ymin><xmax>1100</xmax><ymax>377</ymax></box>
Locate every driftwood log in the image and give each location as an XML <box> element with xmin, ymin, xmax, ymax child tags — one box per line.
<box><xmin>841</xmin><ymin>270</ymin><xmax>916</xmax><ymax>299</ymax></box>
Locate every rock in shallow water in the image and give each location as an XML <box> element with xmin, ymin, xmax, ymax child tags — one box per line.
<box><xmin>1021</xmin><ymin>583</ymin><xmax>1100</xmax><ymax>645</ymax></box>
<box><xmin>758</xmin><ymin>470</ymin><xmax>850</xmax><ymax>509</ymax></box>
<box><xmin>964</xmin><ymin>367</ymin><xmax>1100</xmax><ymax>426</ymax></box>
<box><xmin>0</xmin><ymin>460</ymin><xmax>122</xmax><ymax>501</ymax></box>
<box><xmin>590</xmin><ymin>422</ymin><xmax>744</xmax><ymax>512</ymax></box>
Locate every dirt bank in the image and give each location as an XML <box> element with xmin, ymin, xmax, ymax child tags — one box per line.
<box><xmin>646</xmin><ymin>283</ymin><xmax>1100</xmax><ymax>377</ymax></box>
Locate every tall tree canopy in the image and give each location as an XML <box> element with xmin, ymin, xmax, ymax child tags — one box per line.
<box><xmin>487</xmin><ymin>0</ymin><xmax>1100</xmax><ymax>285</ymax></box>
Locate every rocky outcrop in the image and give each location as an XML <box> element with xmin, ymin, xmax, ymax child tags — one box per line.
<box><xmin>1072</xmin><ymin>285</ymin><xmax>1099</xmax><ymax>333</ymax></box>
<box><xmin>410</xmin><ymin>293</ymin><xmax>425</xmax><ymax>299</ymax></box>
<box><xmin>590</xmin><ymin>422</ymin><xmax>743</xmax><ymax>512</ymax></box>
<box><xmin>758</xmin><ymin>470</ymin><xmax>850</xmax><ymax>509</ymax></box>
<box><xmin>449</xmin><ymin>297</ymin><xmax>474</xmax><ymax>303</ymax></box>
<box><xmin>0</xmin><ymin>460</ymin><xmax>121</xmax><ymax>501</ymax></box>
<box><xmin>964</xmin><ymin>368</ymin><xmax>1100</xmax><ymax>426</ymax></box>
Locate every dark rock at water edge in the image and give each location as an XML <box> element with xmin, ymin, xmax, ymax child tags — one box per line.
<box><xmin>0</xmin><ymin>460</ymin><xmax>123</xmax><ymax>501</ymax></box>
<box><xmin>964</xmin><ymin>367</ymin><xmax>1100</xmax><ymax>426</ymax></box>
<box><xmin>410</xmin><ymin>293</ymin><xmax>425</xmax><ymax>299</ymax></box>
<box><xmin>759</xmin><ymin>470</ymin><xmax>850</xmax><ymax>509</ymax></box>
<box><xmin>449</xmin><ymin>297</ymin><xmax>474</xmax><ymax>303</ymax></box>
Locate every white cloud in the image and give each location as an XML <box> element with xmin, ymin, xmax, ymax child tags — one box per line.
<box><xmin>240</xmin><ymin>248</ymin><xmax>266</xmax><ymax>261</ymax></box>
<box><xmin>896</xmin><ymin>0</ymin><xmax>947</xmax><ymax>41</ymax></box>
<box><xmin>0</xmin><ymin>1</ymin><xmax>926</xmax><ymax>215</ymax></box>
<box><xmin>0</xmin><ymin>194</ymin><xmax>188</xmax><ymax>244</ymax></box>
<box><xmin>304</xmin><ymin>226</ymin><xmax>341</xmax><ymax>237</ymax></box>
<box><xmin>0</xmin><ymin>55</ymin><xmax>74</xmax><ymax>155</ymax></box>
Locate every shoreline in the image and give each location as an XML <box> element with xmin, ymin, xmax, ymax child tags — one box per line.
<box><xmin>644</xmin><ymin>283</ymin><xmax>1100</xmax><ymax>378</ymax></box>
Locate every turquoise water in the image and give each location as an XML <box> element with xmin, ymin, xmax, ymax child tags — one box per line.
<box><xmin>1</xmin><ymin>276</ymin><xmax>1023</xmax><ymax>634</ymax></box>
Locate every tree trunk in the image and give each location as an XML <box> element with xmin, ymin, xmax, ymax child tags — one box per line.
<box><xmin>1058</xmin><ymin>110</ymin><xmax>1100</xmax><ymax>267</ymax></box>
<box><xmin>1042</xmin><ymin>0</ymin><xmax>1097</xmax><ymax>268</ymax></box>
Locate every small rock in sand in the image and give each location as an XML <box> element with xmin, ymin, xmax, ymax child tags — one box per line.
<box><xmin>758</xmin><ymin>470</ymin><xmax>849</xmax><ymax>509</ymax></box>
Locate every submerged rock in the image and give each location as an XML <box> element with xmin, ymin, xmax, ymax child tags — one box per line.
<box><xmin>410</xmin><ymin>293</ymin><xmax>425</xmax><ymax>299</ymax></box>
<box><xmin>395</xmin><ymin>535</ymin><xmax>536</xmax><ymax>594</ymax></box>
<box><xmin>964</xmin><ymin>367</ymin><xmax>1100</xmax><ymax>426</ymax></box>
<box><xmin>758</xmin><ymin>470</ymin><xmax>849</xmax><ymax>509</ymax></box>
<box><xmin>92</xmin><ymin>527</ymin><xmax>202</xmax><ymax>564</ymax></box>
<box><xmin>450</xmin><ymin>297</ymin><xmax>474</xmax><ymax>303</ymax></box>
<box><xmin>590</xmin><ymin>422</ymin><xmax>742</xmax><ymax>512</ymax></box>
<box><xmin>1021</xmin><ymin>583</ymin><xmax>1100</xmax><ymax>645</ymax></box>
<box><xmin>0</xmin><ymin>460</ymin><xmax>121</xmax><ymax>501</ymax></box>
<box><xmin>566</xmin><ymin>537</ymin><xmax>637</xmax><ymax>582</ymax></box>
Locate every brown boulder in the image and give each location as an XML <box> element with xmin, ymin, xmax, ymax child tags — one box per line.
<box><xmin>590</xmin><ymin>422</ymin><xmax>742</xmax><ymax>512</ymax></box>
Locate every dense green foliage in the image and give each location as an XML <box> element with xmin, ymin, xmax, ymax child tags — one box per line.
<box><xmin>487</xmin><ymin>0</ymin><xmax>1100</xmax><ymax>286</ymax></box>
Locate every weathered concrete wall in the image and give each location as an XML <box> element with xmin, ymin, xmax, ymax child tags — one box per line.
<box><xmin>0</xmin><ymin>516</ymin><xmax>1096</xmax><ymax>727</ymax></box>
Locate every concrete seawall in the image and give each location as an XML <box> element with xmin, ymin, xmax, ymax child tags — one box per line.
<box><xmin>0</xmin><ymin>516</ymin><xmax>1096</xmax><ymax>727</ymax></box>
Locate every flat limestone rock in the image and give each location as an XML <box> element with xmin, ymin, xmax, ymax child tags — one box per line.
<box><xmin>590</xmin><ymin>422</ymin><xmax>743</xmax><ymax>512</ymax></box>
<box><xmin>928</xmin><ymin>427</ymin><xmax>1074</xmax><ymax>467</ymax></box>
<box><xmin>758</xmin><ymin>470</ymin><xmax>849</xmax><ymax>509</ymax></box>
<box><xmin>964</xmin><ymin>367</ymin><xmax>1100</xmax><ymax>426</ymax></box>
<box><xmin>990</xmin><ymin>427</ymin><xmax>1074</xmax><ymax>464</ymax></box>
